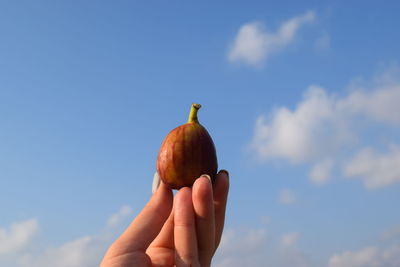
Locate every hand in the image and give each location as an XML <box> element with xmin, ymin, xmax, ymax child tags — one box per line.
<box><xmin>101</xmin><ymin>170</ymin><xmax>229</xmax><ymax>267</ymax></box>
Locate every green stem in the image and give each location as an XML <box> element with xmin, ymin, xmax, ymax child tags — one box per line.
<box><xmin>187</xmin><ymin>103</ymin><xmax>201</xmax><ymax>123</ymax></box>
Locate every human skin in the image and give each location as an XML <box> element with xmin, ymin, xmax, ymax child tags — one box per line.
<box><xmin>100</xmin><ymin>170</ymin><xmax>229</xmax><ymax>267</ymax></box>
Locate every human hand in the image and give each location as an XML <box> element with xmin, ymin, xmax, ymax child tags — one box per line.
<box><xmin>101</xmin><ymin>170</ymin><xmax>229</xmax><ymax>267</ymax></box>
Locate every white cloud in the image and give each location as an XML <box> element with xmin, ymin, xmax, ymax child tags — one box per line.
<box><xmin>250</xmin><ymin>86</ymin><xmax>350</xmax><ymax>163</ymax></box>
<box><xmin>19</xmin><ymin>236</ymin><xmax>105</xmax><ymax>267</ymax></box>
<box><xmin>341</xmin><ymin>73</ymin><xmax>400</xmax><ymax>126</ymax></box>
<box><xmin>19</xmin><ymin>205</ymin><xmax>133</xmax><ymax>267</ymax></box>
<box><xmin>278</xmin><ymin>189</ymin><xmax>297</xmax><ymax>204</ymax></box>
<box><xmin>217</xmin><ymin>228</ymin><xmax>267</xmax><ymax>255</ymax></box>
<box><xmin>215</xmin><ymin>225</ymin><xmax>400</xmax><ymax>267</ymax></box>
<box><xmin>106</xmin><ymin>205</ymin><xmax>133</xmax><ymax>227</ymax></box>
<box><xmin>329</xmin><ymin>245</ymin><xmax>400</xmax><ymax>267</ymax></box>
<box><xmin>214</xmin><ymin>227</ymin><xmax>311</xmax><ymax>267</ymax></box>
<box><xmin>343</xmin><ymin>145</ymin><xmax>400</xmax><ymax>189</ymax></box>
<box><xmin>228</xmin><ymin>11</ymin><xmax>315</xmax><ymax>66</ymax></box>
<box><xmin>329</xmin><ymin>246</ymin><xmax>380</xmax><ymax>267</ymax></box>
<box><xmin>249</xmin><ymin>65</ymin><xmax>400</xmax><ymax>189</ymax></box>
<box><xmin>309</xmin><ymin>159</ymin><xmax>333</xmax><ymax>184</ymax></box>
<box><xmin>214</xmin><ymin>228</ymin><xmax>268</xmax><ymax>267</ymax></box>
<box><xmin>0</xmin><ymin>205</ymin><xmax>133</xmax><ymax>267</ymax></box>
<box><xmin>281</xmin><ymin>232</ymin><xmax>300</xmax><ymax>247</ymax></box>
<box><xmin>0</xmin><ymin>218</ymin><xmax>38</xmax><ymax>255</ymax></box>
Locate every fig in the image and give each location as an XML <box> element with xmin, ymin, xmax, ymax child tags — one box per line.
<box><xmin>156</xmin><ymin>103</ymin><xmax>218</xmax><ymax>189</ymax></box>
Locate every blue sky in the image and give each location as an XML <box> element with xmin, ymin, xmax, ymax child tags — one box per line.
<box><xmin>1</xmin><ymin>1</ymin><xmax>400</xmax><ymax>266</ymax></box>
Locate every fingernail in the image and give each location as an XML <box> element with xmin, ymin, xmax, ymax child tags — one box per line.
<box><xmin>219</xmin><ymin>169</ymin><xmax>229</xmax><ymax>178</ymax></box>
<box><xmin>152</xmin><ymin>172</ymin><xmax>161</xmax><ymax>194</ymax></box>
<box><xmin>200</xmin><ymin>174</ymin><xmax>212</xmax><ymax>183</ymax></box>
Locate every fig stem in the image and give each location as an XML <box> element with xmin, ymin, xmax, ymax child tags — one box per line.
<box><xmin>188</xmin><ymin>103</ymin><xmax>201</xmax><ymax>123</ymax></box>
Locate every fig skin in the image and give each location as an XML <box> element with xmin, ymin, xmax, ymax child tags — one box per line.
<box><xmin>156</xmin><ymin>103</ymin><xmax>218</xmax><ymax>189</ymax></box>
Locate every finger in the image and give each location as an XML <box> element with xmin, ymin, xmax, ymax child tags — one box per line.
<box><xmin>174</xmin><ymin>187</ymin><xmax>200</xmax><ymax>267</ymax></box>
<box><xmin>148</xmin><ymin>205</ymin><xmax>174</xmax><ymax>249</ymax></box>
<box><xmin>108</xmin><ymin>182</ymin><xmax>173</xmax><ymax>256</ymax></box>
<box><xmin>213</xmin><ymin>170</ymin><xmax>229</xmax><ymax>250</ymax></box>
<box><xmin>146</xmin><ymin>206</ymin><xmax>175</xmax><ymax>266</ymax></box>
<box><xmin>192</xmin><ymin>175</ymin><xmax>215</xmax><ymax>267</ymax></box>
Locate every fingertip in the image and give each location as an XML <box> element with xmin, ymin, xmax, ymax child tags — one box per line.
<box><xmin>193</xmin><ymin>175</ymin><xmax>213</xmax><ymax>204</ymax></box>
<box><xmin>174</xmin><ymin>187</ymin><xmax>194</xmax><ymax>226</ymax></box>
<box><xmin>151</xmin><ymin>181</ymin><xmax>173</xmax><ymax>212</ymax></box>
<box><xmin>193</xmin><ymin>175</ymin><xmax>212</xmax><ymax>190</ymax></box>
<box><xmin>200</xmin><ymin>174</ymin><xmax>212</xmax><ymax>183</ymax></box>
<box><xmin>175</xmin><ymin>187</ymin><xmax>192</xmax><ymax>206</ymax></box>
<box><xmin>214</xmin><ymin>170</ymin><xmax>230</xmax><ymax>196</ymax></box>
<box><xmin>218</xmin><ymin>169</ymin><xmax>229</xmax><ymax>178</ymax></box>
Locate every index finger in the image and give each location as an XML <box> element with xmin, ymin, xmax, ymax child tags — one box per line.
<box><xmin>107</xmin><ymin>182</ymin><xmax>173</xmax><ymax>256</ymax></box>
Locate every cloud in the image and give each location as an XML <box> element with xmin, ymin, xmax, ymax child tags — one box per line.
<box><xmin>327</xmin><ymin>224</ymin><xmax>400</xmax><ymax>267</ymax></box>
<box><xmin>219</xmin><ymin>228</ymin><xmax>267</xmax><ymax>254</ymax></box>
<box><xmin>0</xmin><ymin>205</ymin><xmax>134</xmax><ymax>267</ymax></box>
<box><xmin>19</xmin><ymin>205</ymin><xmax>133</xmax><ymax>267</ymax></box>
<box><xmin>341</xmin><ymin>82</ymin><xmax>400</xmax><ymax>126</ymax></box>
<box><xmin>278</xmin><ymin>189</ymin><xmax>297</xmax><ymax>204</ymax></box>
<box><xmin>215</xmin><ymin>225</ymin><xmax>400</xmax><ymax>267</ymax></box>
<box><xmin>228</xmin><ymin>11</ymin><xmax>315</xmax><ymax>66</ymax></box>
<box><xmin>329</xmin><ymin>247</ymin><xmax>380</xmax><ymax>267</ymax></box>
<box><xmin>281</xmin><ymin>232</ymin><xmax>300</xmax><ymax>247</ymax></box>
<box><xmin>329</xmin><ymin>245</ymin><xmax>400</xmax><ymax>267</ymax></box>
<box><xmin>214</xmin><ymin>228</ymin><xmax>268</xmax><ymax>267</ymax></box>
<box><xmin>309</xmin><ymin>159</ymin><xmax>333</xmax><ymax>184</ymax></box>
<box><xmin>19</xmin><ymin>236</ymin><xmax>105</xmax><ymax>267</ymax></box>
<box><xmin>214</xmin><ymin>227</ymin><xmax>311</xmax><ymax>267</ymax></box>
<box><xmin>106</xmin><ymin>205</ymin><xmax>133</xmax><ymax>227</ymax></box>
<box><xmin>249</xmin><ymin>65</ymin><xmax>400</xmax><ymax>189</ymax></box>
<box><xmin>343</xmin><ymin>145</ymin><xmax>400</xmax><ymax>189</ymax></box>
<box><xmin>0</xmin><ymin>218</ymin><xmax>38</xmax><ymax>255</ymax></box>
<box><xmin>250</xmin><ymin>86</ymin><xmax>350</xmax><ymax>163</ymax></box>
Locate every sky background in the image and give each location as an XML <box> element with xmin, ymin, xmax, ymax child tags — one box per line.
<box><xmin>1</xmin><ymin>1</ymin><xmax>400</xmax><ymax>266</ymax></box>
